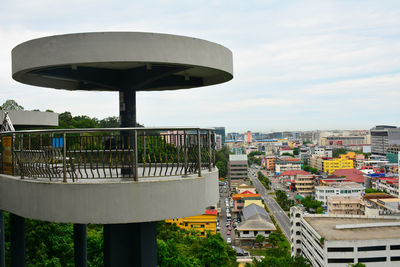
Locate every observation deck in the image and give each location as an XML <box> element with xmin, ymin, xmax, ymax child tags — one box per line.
<box><xmin>0</xmin><ymin>127</ymin><xmax>218</xmax><ymax>224</ymax></box>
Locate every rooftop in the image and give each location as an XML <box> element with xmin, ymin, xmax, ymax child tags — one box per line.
<box><xmin>304</xmin><ymin>216</ymin><xmax>400</xmax><ymax>241</ymax></box>
<box><xmin>229</xmin><ymin>154</ymin><xmax>247</xmax><ymax>161</ymax></box>
<box><xmin>333</xmin><ymin>169</ymin><xmax>365</xmax><ymax>184</ymax></box>
<box><xmin>279</xmin><ymin>170</ymin><xmax>312</xmax><ymax>176</ymax></box>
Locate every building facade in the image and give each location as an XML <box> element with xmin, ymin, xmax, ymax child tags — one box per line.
<box><xmin>315</xmin><ymin>182</ymin><xmax>365</xmax><ymax>206</ymax></box>
<box><xmin>291</xmin><ymin>206</ymin><xmax>400</xmax><ymax>267</ymax></box>
<box><xmin>228</xmin><ymin>154</ymin><xmax>248</xmax><ymax>187</ymax></box>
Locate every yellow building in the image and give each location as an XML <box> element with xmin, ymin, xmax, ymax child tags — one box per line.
<box><xmin>339</xmin><ymin>151</ymin><xmax>356</xmax><ymax>160</ymax></box>
<box><xmin>324</xmin><ymin>158</ymin><xmax>354</xmax><ymax>175</ymax></box>
<box><xmin>165</xmin><ymin>210</ymin><xmax>217</xmax><ymax>237</ymax></box>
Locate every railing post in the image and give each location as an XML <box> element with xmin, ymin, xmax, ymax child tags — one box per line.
<box><xmin>184</xmin><ymin>131</ymin><xmax>188</xmax><ymax>176</ymax></box>
<box><xmin>20</xmin><ymin>134</ymin><xmax>24</xmax><ymax>179</ymax></box>
<box><xmin>197</xmin><ymin>129</ymin><xmax>201</xmax><ymax>177</ymax></box>
<box><xmin>63</xmin><ymin>132</ymin><xmax>67</xmax><ymax>183</ymax></box>
<box><xmin>208</xmin><ymin>130</ymin><xmax>212</xmax><ymax>172</ymax></box>
<box><xmin>133</xmin><ymin>129</ymin><xmax>138</xmax><ymax>181</ymax></box>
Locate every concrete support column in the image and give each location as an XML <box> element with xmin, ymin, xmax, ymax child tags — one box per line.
<box><xmin>0</xmin><ymin>211</ymin><xmax>5</xmax><ymax>267</ymax></box>
<box><xmin>73</xmin><ymin>224</ymin><xmax>87</xmax><ymax>267</ymax></box>
<box><xmin>119</xmin><ymin>90</ymin><xmax>136</xmax><ymax>128</ymax></box>
<box><xmin>10</xmin><ymin>213</ymin><xmax>25</xmax><ymax>267</ymax></box>
<box><xmin>104</xmin><ymin>222</ymin><xmax>157</xmax><ymax>267</ymax></box>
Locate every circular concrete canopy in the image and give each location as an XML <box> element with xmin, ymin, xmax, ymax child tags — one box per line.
<box><xmin>12</xmin><ymin>32</ymin><xmax>233</xmax><ymax>91</ymax></box>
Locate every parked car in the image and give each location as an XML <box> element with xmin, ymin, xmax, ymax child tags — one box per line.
<box><xmin>227</xmin><ymin>226</ymin><xmax>232</xmax><ymax>231</ymax></box>
<box><xmin>227</xmin><ymin>230</ymin><xmax>231</xmax><ymax>235</ymax></box>
<box><xmin>227</xmin><ymin>237</ymin><xmax>231</xmax><ymax>244</ymax></box>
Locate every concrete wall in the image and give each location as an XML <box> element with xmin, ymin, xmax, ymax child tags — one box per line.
<box><xmin>0</xmin><ymin>170</ymin><xmax>218</xmax><ymax>224</ymax></box>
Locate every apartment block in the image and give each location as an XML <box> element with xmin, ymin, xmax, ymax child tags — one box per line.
<box><xmin>323</xmin><ymin>158</ymin><xmax>354</xmax><ymax>175</ymax></box>
<box><xmin>291</xmin><ymin>206</ymin><xmax>400</xmax><ymax>267</ymax></box>
<box><xmin>228</xmin><ymin>154</ymin><xmax>248</xmax><ymax>187</ymax></box>
<box><xmin>295</xmin><ymin>174</ymin><xmax>315</xmax><ymax>196</ymax></box>
<box><xmin>275</xmin><ymin>158</ymin><xmax>301</xmax><ymax>174</ymax></box>
<box><xmin>327</xmin><ymin>196</ymin><xmax>365</xmax><ymax>215</ymax></box>
<box><xmin>315</xmin><ymin>182</ymin><xmax>365</xmax><ymax>206</ymax></box>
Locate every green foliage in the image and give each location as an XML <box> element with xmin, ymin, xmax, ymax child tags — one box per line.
<box><xmin>247</xmin><ymin>229</ymin><xmax>311</xmax><ymax>267</ymax></box>
<box><xmin>281</xmin><ymin>152</ymin><xmax>294</xmax><ymax>157</ymax></box>
<box><xmin>258</xmin><ymin>171</ymin><xmax>271</xmax><ymax>189</ymax></box>
<box><xmin>332</xmin><ymin>148</ymin><xmax>348</xmax><ymax>158</ymax></box>
<box><xmin>216</xmin><ymin>147</ymin><xmax>230</xmax><ymax>178</ymax></box>
<box><xmin>255</xmin><ymin>234</ymin><xmax>265</xmax><ymax>248</ymax></box>
<box><xmin>3</xmin><ymin>211</ymin><xmax>104</xmax><ymax>266</ymax></box>
<box><xmin>248</xmin><ymin>151</ymin><xmax>262</xmax><ymax>166</ymax></box>
<box><xmin>293</xmin><ymin>148</ymin><xmax>299</xmax><ymax>155</ymax></box>
<box><xmin>365</xmin><ymin>188</ymin><xmax>384</xmax><ymax>193</ymax></box>
<box><xmin>1</xmin><ymin>99</ymin><xmax>24</xmax><ymax>110</ymax></box>
<box><xmin>302</xmin><ymin>165</ymin><xmax>319</xmax><ymax>174</ymax></box>
<box><xmin>316</xmin><ymin>206</ymin><xmax>325</xmax><ymax>214</ymax></box>
<box><xmin>98</xmin><ymin>116</ymin><xmax>120</xmax><ymax>128</ymax></box>
<box><xmin>300</xmin><ymin>196</ymin><xmax>323</xmax><ymax>213</ymax></box>
<box><xmin>275</xmin><ymin>190</ymin><xmax>295</xmax><ymax>211</ymax></box>
<box><xmin>157</xmin><ymin>222</ymin><xmax>237</xmax><ymax>267</ymax></box>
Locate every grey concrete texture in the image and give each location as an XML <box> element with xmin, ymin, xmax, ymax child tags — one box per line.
<box><xmin>0</xmin><ymin>110</ymin><xmax>58</xmax><ymax>127</ymax></box>
<box><xmin>0</xmin><ymin>170</ymin><xmax>218</xmax><ymax>224</ymax></box>
<box><xmin>12</xmin><ymin>32</ymin><xmax>233</xmax><ymax>91</ymax></box>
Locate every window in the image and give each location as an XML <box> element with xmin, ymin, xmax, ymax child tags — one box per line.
<box><xmin>328</xmin><ymin>258</ymin><xmax>354</xmax><ymax>263</ymax></box>
<box><xmin>358</xmin><ymin>257</ymin><xmax>386</xmax><ymax>263</ymax></box>
<box><xmin>200</xmin><ymin>232</ymin><xmax>205</xmax><ymax>236</ymax></box>
<box><xmin>201</xmin><ymin>225</ymin><xmax>205</xmax><ymax>228</ymax></box>
<box><xmin>296</xmin><ymin>222</ymin><xmax>300</xmax><ymax>226</ymax></box>
<box><xmin>358</xmin><ymin>246</ymin><xmax>386</xmax><ymax>251</ymax></box>
<box><xmin>254</xmin><ymin>231</ymin><xmax>258</xmax><ymax>235</ymax></box>
<box><xmin>391</xmin><ymin>256</ymin><xmax>400</xmax><ymax>261</ymax></box>
<box><xmin>328</xmin><ymin>247</ymin><xmax>354</xmax><ymax>252</ymax></box>
<box><xmin>185</xmin><ymin>223</ymin><xmax>188</xmax><ymax>226</ymax></box>
<box><xmin>296</xmin><ymin>240</ymin><xmax>301</xmax><ymax>244</ymax></box>
<box><xmin>243</xmin><ymin>231</ymin><xmax>249</xmax><ymax>234</ymax></box>
<box><xmin>296</xmin><ymin>231</ymin><xmax>300</xmax><ymax>236</ymax></box>
<box><xmin>390</xmin><ymin>245</ymin><xmax>400</xmax><ymax>250</ymax></box>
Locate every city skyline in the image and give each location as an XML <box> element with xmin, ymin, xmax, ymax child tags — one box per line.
<box><xmin>1</xmin><ymin>1</ymin><xmax>400</xmax><ymax>132</ymax></box>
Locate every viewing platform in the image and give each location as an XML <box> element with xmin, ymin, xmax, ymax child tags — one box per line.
<box><xmin>0</xmin><ymin>127</ymin><xmax>219</xmax><ymax>224</ymax></box>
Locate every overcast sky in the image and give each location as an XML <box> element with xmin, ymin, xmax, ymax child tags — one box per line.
<box><xmin>1</xmin><ymin>0</ymin><xmax>399</xmax><ymax>132</ymax></box>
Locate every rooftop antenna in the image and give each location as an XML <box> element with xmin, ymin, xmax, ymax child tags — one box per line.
<box><xmin>1</xmin><ymin>111</ymin><xmax>15</xmax><ymax>132</ymax></box>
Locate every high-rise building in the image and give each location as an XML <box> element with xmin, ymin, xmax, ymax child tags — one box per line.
<box><xmin>371</xmin><ymin>125</ymin><xmax>400</xmax><ymax>156</ymax></box>
<box><xmin>228</xmin><ymin>154</ymin><xmax>248</xmax><ymax>188</ymax></box>
<box><xmin>214</xmin><ymin>127</ymin><xmax>226</xmax><ymax>146</ymax></box>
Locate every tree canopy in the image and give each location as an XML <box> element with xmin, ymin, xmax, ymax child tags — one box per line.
<box><xmin>1</xmin><ymin>100</ymin><xmax>24</xmax><ymax>110</ymax></box>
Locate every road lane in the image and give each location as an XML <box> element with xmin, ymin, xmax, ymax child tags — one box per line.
<box><xmin>249</xmin><ymin>169</ymin><xmax>291</xmax><ymax>241</ymax></box>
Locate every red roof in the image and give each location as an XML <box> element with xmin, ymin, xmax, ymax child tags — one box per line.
<box><xmin>241</xmin><ymin>190</ymin><xmax>255</xmax><ymax>195</ymax></box>
<box><xmin>279</xmin><ymin>170</ymin><xmax>312</xmax><ymax>176</ymax></box>
<box><xmin>333</xmin><ymin>169</ymin><xmax>365</xmax><ymax>183</ymax></box>
<box><xmin>205</xmin><ymin>209</ymin><xmax>218</xmax><ymax>215</ymax></box>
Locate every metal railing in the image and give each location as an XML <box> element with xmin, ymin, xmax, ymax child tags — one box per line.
<box><xmin>0</xmin><ymin>127</ymin><xmax>216</xmax><ymax>182</ymax></box>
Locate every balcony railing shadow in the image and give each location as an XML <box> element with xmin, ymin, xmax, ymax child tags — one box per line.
<box><xmin>0</xmin><ymin>127</ymin><xmax>216</xmax><ymax>182</ymax></box>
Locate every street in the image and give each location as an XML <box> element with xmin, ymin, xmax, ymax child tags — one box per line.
<box><xmin>248</xmin><ymin>168</ymin><xmax>291</xmax><ymax>241</ymax></box>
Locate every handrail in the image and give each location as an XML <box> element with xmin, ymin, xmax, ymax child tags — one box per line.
<box><xmin>0</xmin><ymin>127</ymin><xmax>216</xmax><ymax>182</ymax></box>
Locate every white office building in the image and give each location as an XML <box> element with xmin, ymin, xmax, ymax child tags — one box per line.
<box><xmin>291</xmin><ymin>206</ymin><xmax>400</xmax><ymax>267</ymax></box>
<box><xmin>315</xmin><ymin>182</ymin><xmax>365</xmax><ymax>206</ymax></box>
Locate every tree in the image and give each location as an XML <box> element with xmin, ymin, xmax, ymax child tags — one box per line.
<box><xmin>99</xmin><ymin>116</ymin><xmax>120</xmax><ymax>128</ymax></box>
<box><xmin>281</xmin><ymin>152</ymin><xmax>294</xmax><ymax>157</ymax></box>
<box><xmin>301</xmin><ymin>196</ymin><xmax>323</xmax><ymax>213</ymax></box>
<box><xmin>1</xmin><ymin>100</ymin><xmax>24</xmax><ymax>110</ymax></box>
<box><xmin>293</xmin><ymin>148</ymin><xmax>299</xmax><ymax>155</ymax></box>
<box><xmin>216</xmin><ymin>161</ymin><xmax>227</xmax><ymax>178</ymax></box>
<box><xmin>255</xmin><ymin>234</ymin><xmax>265</xmax><ymax>248</ymax></box>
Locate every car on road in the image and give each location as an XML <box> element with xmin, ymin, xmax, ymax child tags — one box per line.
<box><xmin>226</xmin><ymin>222</ymin><xmax>230</xmax><ymax>227</ymax></box>
<box><xmin>227</xmin><ymin>230</ymin><xmax>231</xmax><ymax>235</ymax></box>
<box><xmin>227</xmin><ymin>226</ymin><xmax>232</xmax><ymax>231</ymax></box>
<box><xmin>227</xmin><ymin>237</ymin><xmax>231</xmax><ymax>244</ymax></box>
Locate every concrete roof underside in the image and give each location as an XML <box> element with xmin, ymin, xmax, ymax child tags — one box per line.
<box><xmin>12</xmin><ymin>32</ymin><xmax>233</xmax><ymax>91</ymax></box>
<box><xmin>304</xmin><ymin>217</ymin><xmax>400</xmax><ymax>241</ymax></box>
